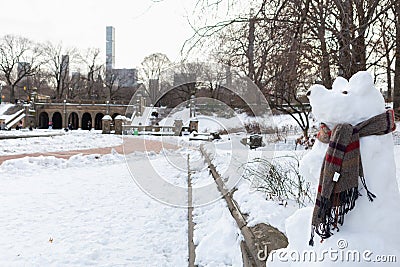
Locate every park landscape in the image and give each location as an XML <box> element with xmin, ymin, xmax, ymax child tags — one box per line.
<box><xmin>0</xmin><ymin>0</ymin><xmax>400</xmax><ymax>266</ymax></box>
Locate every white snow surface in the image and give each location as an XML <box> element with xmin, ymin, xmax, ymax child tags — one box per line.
<box><xmin>0</xmin><ymin>80</ymin><xmax>399</xmax><ymax>266</ymax></box>
<box><xmin>193</xmin><ymin>199</ymin><xmax>243</xmax><ymax>267</ymax></box>
<box><xmin>0</xmin><ymin>130</ymin><xmax>122</xmax><ymax>155</ymax></box>
<box><xmin>158</xmin><ymin>107</ymin><xmax>266</xmax><ymax>133</ymax></box>
<box><xmin>0</xmin><ymin>103</ymin><xmax>14</xmax><ymax>118</ymax></box>
<box><xmin>0</xmin><ymin>152</ymin><xmax>189</xmax><ymax>266</ymax></box>
<box><xmin>0</xmin><ymin>137</ymin><xmax>244</xmax><ymax>266</ymax></box>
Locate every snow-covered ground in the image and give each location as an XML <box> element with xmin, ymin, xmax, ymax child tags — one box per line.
<box><xmin>0</xmin><ymin>130</ymin><xmax>122</xmax><ymax>155</ymax></box>
<box><xmin>0</xmin><ymin>103</ymin><xmax>16</xmax><ymax>122</ymax></box>
<box><xmin>0</xmin><ymin>113</ymin><xmax>398</xmax><ymax>266</ymax></box>
<box><xmin>0</xmin><ymin>152</ymin><xmax>189</xmax><ymax>266</ymax></box>
<box><xmin>0</xmin><ymin>134</ymin><xmax>245</xmax><ymax>266</ymax></box>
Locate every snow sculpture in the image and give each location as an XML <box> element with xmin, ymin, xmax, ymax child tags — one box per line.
<box><xmin>268</xmin><ymin>71</ymin><xmax>400</xmax><ymax>266</ymax></box>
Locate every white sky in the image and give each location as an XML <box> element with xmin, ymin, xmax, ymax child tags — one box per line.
<box><xmin>0</xmin><ymin>0</ymin><xmax>197</xmax><ymax>69</ymax></box>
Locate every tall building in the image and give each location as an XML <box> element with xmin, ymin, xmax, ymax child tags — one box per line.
<box><xmin>106</xmin><ymin>26</ymin><xmax>115</xmax><ymax>73</ymax></box>
<box><xmin>112</xmin><ymin>68</ymin><xmax>138</xmax><ymax>87</ymax></box>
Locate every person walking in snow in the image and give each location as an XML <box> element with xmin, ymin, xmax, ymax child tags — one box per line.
<box><xmin>87</xmin><ymin>120</ymin><xmax>92</xmax><ymax>131</ymax></box>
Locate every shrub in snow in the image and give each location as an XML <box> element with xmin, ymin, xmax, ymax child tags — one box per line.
<box><xmin>242</xmin><ymin>155</ymin><xmax>313</xmax><ymax>207</ymax></box>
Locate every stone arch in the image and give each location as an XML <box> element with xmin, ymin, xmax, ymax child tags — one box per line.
<box><xmin>38</xmin><ymin>112</ymin><xmax>49</xmax><ymax>129</ymax></box>
<box><xmin>52</xmin><ymin>112</ymin><xmax>63</xmax><ymax>129</ymax></box>
<box><xmin>68</xmin><ymin>112</ymin><xmax>79</xmax><ymax>130</ymax></box>
<box><xmin>82</xmin><ymin>112</ymin><xmax>92</xmax><ymax>130</ymax></box>
<box><xmin>95</xmin><ymin>113</ymin><xmax>104</xmax><ymax>130</ymax></box>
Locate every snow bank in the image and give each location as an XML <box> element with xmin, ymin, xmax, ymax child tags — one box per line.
<box><xmin>0</xmin><ymin>152</ymin><xmax>187</xmax><ymax>266</ymax></box>
<box><xmin>0</xmin><ymin>130</ymin><xmax>122</xmax><ymax>156</ymax></box>
<box><xmin>193</xmin><ymin>199</ymin><xmax>243</xmax><ymax>266</ymax></box>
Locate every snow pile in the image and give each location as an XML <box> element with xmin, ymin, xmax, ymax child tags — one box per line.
<box><xmin>193</xmin><ymin>199</ymin><xmax>243</xmax><ymax>266</ymax></box>
<box><xmin>0</xmin><ymin>103</ymin><xmax>15</xmax><ymax>117</ymax></box>
<box><xmin>0</xmin><ymin>150</ymin><xmax>125</xmax><ymax>176</ymax></box>
<box><xmin>0</xmin><ymin>130</ymin><xmax>122</xmax><ymax>155</ymax></box>
<box><xmin>268</xmin><ymin>71</ymin><xmax>400</xmax><ymax>266</ymax></box>
<box><xmin>0</xmin><ymin>152</ymin><xmax>188</xmax><ymax>266</ymax></box>
<box><xmin>159</xmin><ymin>107</ymin><xmax>263</xmax><ymax>133</ymax></box>
<box><xmin>233</xmin><ymin>182</ymin><xmax>297</xmax><ymax>232</ymax></box>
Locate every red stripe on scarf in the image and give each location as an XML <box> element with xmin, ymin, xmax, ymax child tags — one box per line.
<box><xmin>390</xmin><ymin>110</ymin><xmax>396</xmax><ymax>131</ymax></box>
<box><xmin>345</xmin><ymin>141</ymin><xmax>360</xmax><ymax>153</ymax></box>
<box><xmin>326</xmin><ymin>154</ymin><xmax>342</xmax><ymax>166</ymax></box>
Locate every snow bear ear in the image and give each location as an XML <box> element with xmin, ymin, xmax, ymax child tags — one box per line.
<box><xmin>348</xmin><ymin>71</ymin><xmax>374</xmax><ymax>94</ymax></box>
<box><xmin>306</xmin><ymin>84</ymin><xmax>327</xmax><ymax>98</ymax></box>
<box><xmin>332</xmin><ymin>76</ymin><xmax>348</xmax><ymax>92</ymax></box>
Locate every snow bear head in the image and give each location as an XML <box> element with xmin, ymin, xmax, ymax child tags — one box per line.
<box><xmin>306</xmin><ymin>71</ymin><xmax>385</xmax><ymax>127</ymax></box>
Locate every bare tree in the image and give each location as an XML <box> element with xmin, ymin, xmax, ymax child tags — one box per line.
<box><xmin>78</xmin><ymin>48</ymin><xmax>103</xmax><ymax>99</ymax></box>
<box><xmin>368</xmin><ymin>7</ymin><xmax>396</xmax><ymax>101</ymax></box>
<box><xmin>139</xmin><ymin>53</ymin><xmax>171</xmax><ymax>104</ymax></box>
<box><xmin>43</xmin><ymin>42</ymin><xmax>78</xmax><ymax>99</ymax></box>
<box><xmin>102</xmin><ymin>67</ymin><xmax>135</xmax><ymax>100</ymax></box>
<box><xmin>184</xmin><ymin>0</ymin><xmax>399</xmax><ymax>131</ymax></box>
<box><xmin>0</xmin><ymin>35</ymin><xmax>45</xmax><ymax>102</ymax></box>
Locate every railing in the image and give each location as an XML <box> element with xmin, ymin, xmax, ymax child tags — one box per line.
<box><xmin>35</xmin><ymin>99</ymin><xmax>132</xmax><ymax>105</ymax></box>
<box><xmin>122</xmin><ymin>124</ymin><xmax>175</xmax><ymax>135</ymax></box>
<box><xmin>5</xmin><ymin>109</ymin><xmax>25</xmax><ymax>128</ymax></box>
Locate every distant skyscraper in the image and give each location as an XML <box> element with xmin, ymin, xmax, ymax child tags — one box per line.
<box><xmin>112</xmin><ymin>68</ymin><xmax>138</xmax><ymax>87</ymax></box>
<box><xmin>106</xmin><ymin>26</ymin><xmax>115</xmax><ymax>73</ymax></box>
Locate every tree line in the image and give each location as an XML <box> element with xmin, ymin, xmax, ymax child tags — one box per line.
<box><xmin>183</xmin><ymin>0</ymin><xmax>400</xmax><ymax>135</ymax></box>
<box><xmin>0</xmin><ymin>35</ymin><xmax>137</xmax><ymax>103</ymax></box>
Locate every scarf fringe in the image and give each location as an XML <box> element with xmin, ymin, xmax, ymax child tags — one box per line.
<box><xmin>309</xmin><ymin>187</ymin><xmax>359</xmax><ymax>246</ymax></box>
<box><xmin>360</xmin><ymin>176</ymin><xmax>376</xmax><ymax>201</ymax></box>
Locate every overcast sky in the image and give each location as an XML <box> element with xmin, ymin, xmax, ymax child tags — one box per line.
<box><xmin>0</xmin><ymin>0</ymin><xmax>197</xmax><ymax>69</ymax></box>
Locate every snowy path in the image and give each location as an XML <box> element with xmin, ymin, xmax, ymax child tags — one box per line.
<box><xmin>0</xmin><ymin>135</ymin><xmax>256</xmax><ymax>266</ymax></box>
<box><xmin>0</xmin><ymin>136</ymin><xmax>177</xmax><ymax>164</ymax></box>
<box><xmin>0</xmin><ymin>154</ymin><xmax>188</xmax><ymax>266</ymax></box>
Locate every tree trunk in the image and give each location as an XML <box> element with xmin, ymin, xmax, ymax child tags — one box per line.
<box><xmin>318</xmin><ymin>24</ymin><xmax>332</xmax><ymax>87</ymax></box>
<box><xmin>352</xmin><ymin>34</ymin><xmax>367</xmax><ymax>73</ymax></box>
<box><xmin>9</xmin><ymin>84</ymin><xmax>15</xmax><ymax>103</ymax></box>
<box><xmin>394</xmin><ymin>0</ymin><xmax>400</xmax><ymax>114</ymax></box>
<box><xmin>337</xmin><ymin>0</ymin><xmax>354</xmax><ymax>79</ymax></box>
<box><xmin>386</xmin><ymin>59</ymin><xmax>392</xmax><ymax>102</ymax></box>
<box><xmin>247</xmin><ymin>17</ymin><xmax>256</xmax><ymax>81</ymax></box>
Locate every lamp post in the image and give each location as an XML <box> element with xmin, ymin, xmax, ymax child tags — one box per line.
<box><xmin>63</xmin><ymin>99</ymin><xmax>67</xmax><ymax>129</ymax></box>
<box><xmin>106</xmin><ymin>100</ymin><xmax>110</xmax><ymax>115</ymax></box>
<box><xmin>0</xmin><ymin>83</ymin><xmax>3</xmax><ymax>104</ymax></box>
<box><xmin>190</xmin><ymin>95</ymin><xmax>195</xmax><ymax>118</ymax></box>
<box><xmin>136</xmin><ymin>92</ymin><xmax>142</xmax><ymax>116</ymax></box>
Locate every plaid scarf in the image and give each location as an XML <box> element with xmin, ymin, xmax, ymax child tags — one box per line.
<box><xmin>309</xmin><ymin>109</ymin><xmax>396</xmax><ymax>246</ymax></box>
